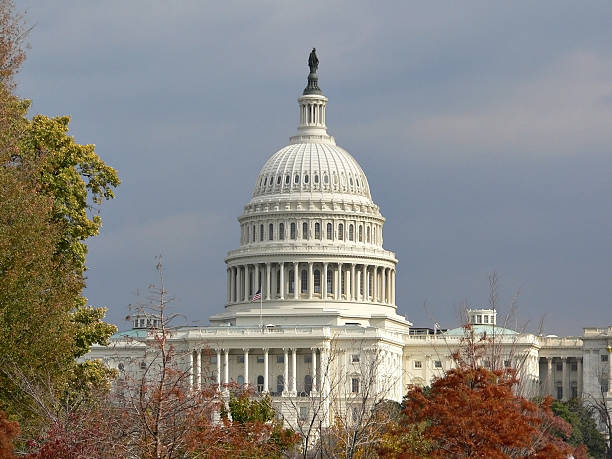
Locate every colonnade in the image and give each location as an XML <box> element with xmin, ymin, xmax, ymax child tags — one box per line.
<box><xmin>188</xmin><ymin>347</ymin><xmax>330</xmax><ymax>397</ymax></box>
<box><xmin>542</xmin><ymin>356</ymin><xmax>582</xmax><ymax>400</ymax></box>
<box><xmin>226</xmin><ymin>261</ymin><xmax>395</xmax><ymax>305</ymax></box>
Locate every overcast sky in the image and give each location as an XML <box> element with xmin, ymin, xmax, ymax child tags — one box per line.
<box><xmin>16</xmin><ymin>1</ymin><xmax>612</xmax><ymax>336</ymax></box>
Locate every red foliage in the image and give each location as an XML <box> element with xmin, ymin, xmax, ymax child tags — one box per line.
<box><xmin>0</xmin><ymin>410</ymin><xmax>19</xmax><ymax>459</ymax></box>
<box><xmin>400</xmin><ymin>367</ymin><xmax>573</xmax><ymax>458</ymax></box>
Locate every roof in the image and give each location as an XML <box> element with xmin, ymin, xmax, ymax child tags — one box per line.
<box><xmin>110</xmin><ymin>329</ymin><xmax>149</xmax><ymax>340</ymax></box>
<box><xmin>444</xmin><ymin>324</ymin><xmax>519</xmax><ymax>336</ymax></box>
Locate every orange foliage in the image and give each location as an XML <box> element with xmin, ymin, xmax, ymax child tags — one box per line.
<box><xmin>0</xmin><ymin>410</ymin><xmax>19</xmax><ymax>459</ymax></box>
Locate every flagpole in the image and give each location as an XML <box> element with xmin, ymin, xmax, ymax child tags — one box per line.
<box><xmin>259</xmin><ymin>292</ymin><xmax>263</xmax><ymax>332</ymax></box>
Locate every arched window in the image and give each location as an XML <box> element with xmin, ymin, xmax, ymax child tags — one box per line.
<box><xmin>277</xmin><ymin>375</ymin><xmax>284</xmax><ymax>393</ymax></box>
<box><xmin>367</xmin><ymin>227</ymin><xmax>371</xmax><ymax>243</ymax></box>
<box><xmin>301</xmin><ymin>270</ymin><xmax>308</xmax><ymax>293</ymax></box>
<box><xmin>279</xmin><ymin>223</ymin><xmax>285</xmax><ymax>240</ymax></box>
<box><xmin>373</xmin><ymin>226</ymin><xmax>377</xmax><ymax>244</ymax></box>
<box><xmin>349</xmin><ymin>224</ymin><xmax>354</xmax><ymax>241</ymax></box>
<box><xmin>327</xmin><ymin>223</ymin><xmax>332</xmax><ymax>240</ymax></box>
<box><xmin>257</xmin><ymin>375</ymin><xmax>264</xmax><ymax>392</ymax></box>
<box><xmin>269</xmin><ymin>223</ymin><xmax>274</xmax><ymax>240</ymax></box>
<box><xmin>285</xmin><ymin>175</ymin><xmax>290</xmax><ymax>185</ymax></box>
<box><xmin>314</xmin><ymin>269</ymin><xmax>321</xmax><ymax>293</ymax></box>
<box><xmin>315</xmin><ymin>222</ymin><xmax>321</xmax><ymax>239</ymax></box>
<box><xmin>304</xmin><ymin>174</ymin><xmax>309</xmax><ymax>183</ymax></box>
<box><xmin>246</xmin><ymin>226</ymin><xmax>249</xmax><ymax>243</ymax></box>
<box><xmin>324</xmin><ymin>174</ymin><xmax>329</xmax><ymax>184</ymax></box>
<box><xmin>349</xmin><ymin>177</ymin><xmax>353</xmax><ymax>186</ymax></box>
<box><xmin>237</xmin><ymin>375</ymin><xmax>245</xmax><ymax>385</ymax></box>
<box><xmin>302</xmin><ymin>222</ymin><xmax>308</xmax><ymax>239</ymax></box>
<box><xmin>263</xmin><ymin>177</ymin><xmax>267</xmax><ymax>186</ymax></box>
<box><xmin>294</xmin><ymin>174</ymin><xmax>299</xmax><ymax>184</ymax></box>
<box><xmin>338</xmin><ymin>223</ymin><xmax>344</xmax><ymax>240</ymax></box>
<box><xmin>358</xmin><ymin>225</ymin><xmax>363</xmax><ymax>242</ymax></box>
<box><xmin>289</xmin><ymin>270</ymin><xmax>295</xmax><ymax>293</ymax></box>
<box><xmin>277</xmin><ymin>176</ymin><xmax>281</xmax><ymax>185</ymax></box>
<box><xmin>290</xmin><ymin>223</ymin><xmax>296</xmax><ymax>240</ymax></box>
<box><xmin>314</xmin><ymin>175</ymin><xmax>319</xmax><ymax>184</ymax></box>
<box><xmin>304</xmin><ymin>375</ymin><xmax>313</xmax><ymax>394</ymax></box>
<box><xmin>327</xmin><ymin>270</ymin><xmax>333</xmax><ymax>295</ymax></box>
<box><xmin>260</xmin><ymin>224</ymin><xmax>264</xmax><ymax>241</ymax></box>
<box><xmin>252</xmin><ymin>225</ymin><xmax>256</xmax><ymax>242</ymax></box>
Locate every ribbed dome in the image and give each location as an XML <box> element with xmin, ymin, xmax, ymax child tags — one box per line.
<box><xmin>252</xmin><ymin>142</ymin><xmax>372</xmax><ymax>201</ymax></box>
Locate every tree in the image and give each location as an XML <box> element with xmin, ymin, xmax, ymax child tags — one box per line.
<box><xmin>583</xmin><ymin>369</ymin><xmax>612</xmax><ymax>459</ymax></box>
<box><xmin>552</xmin><ymin>399</ymin><xmax>606</xmax><ymax>458</ymax></box>
<box><xmin>0</xmin><ymin>409</ymin><xmax>19</xmax><ymax>459</ymax></box>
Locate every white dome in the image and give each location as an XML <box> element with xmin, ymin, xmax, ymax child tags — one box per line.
<box><xmin>252</xmin><ymin>142</ymin><xmax>372</xmax><ymax>201</ymax></box>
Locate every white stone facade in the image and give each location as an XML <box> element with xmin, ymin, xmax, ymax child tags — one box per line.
<box><xmin>86</xmin><ymin>59</ymin><xmax>612</xmax><ymax>430</ymax></box>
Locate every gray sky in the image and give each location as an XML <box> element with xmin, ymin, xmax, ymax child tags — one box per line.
<box><xmin>17</xmin><ymin>1</ymin><xmax>612</xmax><ymax>336</ymax></box>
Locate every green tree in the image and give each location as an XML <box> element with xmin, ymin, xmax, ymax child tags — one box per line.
<box><xmin>552</xmin><ymin>399</ymin><xmax>607</xmax><ymax>459</ymax></box>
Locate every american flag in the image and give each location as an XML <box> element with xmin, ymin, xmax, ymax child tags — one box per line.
<box><xmin>251</xmin><ymin>288</ymin><xmax>261</xmax><ymax>302</ymax></box>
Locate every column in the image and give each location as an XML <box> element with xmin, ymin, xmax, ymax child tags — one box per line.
<box><xmin>216</xmin><ymin>350</ymin><xmax>221</xmax><ymax>389</ymax></box>
<box><xmin>243</xmin><ymin>349</ymin><xmax>249</xmax><ymax>387</ymax></box>
<box><xmin>561</xmin><ymin>357</ymin><xmax>568</xmax><ymax>400</ymax></box>
<box><xmin>312</xmin><ymin>348</ymin><xmax>318</xmax><ymax>393</ymax></box>
<box><xmin>335</xmin><ymin>264</ymin><xmax>342</xmax><ymax>300</ymax></box>
<box><xmin>381</xmin><ymin>268</ymin><xmax>386</xmax><ymax>304</ymax></box>
<box><xmin>279</xmin><ymin>262</ymin><xmax>285</xmax><ymax>300</ymax></box>
<box><xmin>293</xmin><ymin>262</ymin><xmax>299</xmax><ymax>299</ymax></box>
<box><xmin>195</xmin><ymin>349</ymin><xmax>202</xmax><ymax>390</ymax></box>
<box><xmin>254</xmin><ymin>264</ymin><xmax>260</xmax><ymax>293</ymax></box>
<box><xmin>386</xmin><ymin>268</ymin><xmax>391</xmax><ymax>304</ymax></box>
<box><xmin>283</xmin><ymin>349</ymin><xmax>289</xmax><ymax>395</ymax></box>
<box><xmin>392</xmin><ymin>269</ymin><xmax>396</xmax><ymax>305</ymax></box>
<box><xmin>226</xmin><ymin>269</ymin><xmax>231</xmax><ymax>304</ymax></box>
<box><xmin>362</xmin><ymin>265</ymin><xmax>368</xmax><ymax>301</ymax></box>
<box><xmin>322</xmin><ymin>262</ymin><xmax>328</xmax><ymax>299</ymax></box>
<box><xmin>577</xmin><ymin>358</ymin><xmax>583</xmax><ymax>397</ymax></box>
<box><xmin>374</xmin><ymin>267</ymin><xmax>379</xmax><ymax>302</ymax></box>
<box><xmin>243</xmin><ymin>265</ymin><xmax>249</xmax><ymax>302</ymax></box>
<box><xmin>345</xmin><ymin>269</ymin><xmax>351</xmax><ymax>301</ymax></box>
<box><xmin>224</xmin><ymin>349</ymin><xmax>229</xmax><ymax>386</ymax></box>
<box><xmin>266</xmin><ymin>262</ymin><xmax>271</xmax><ymax>300</ymax></box>
<box><xmin>547</xmin><ymin>358</ymin><xmax>553</xmax><ymax>396</ymax></box>
<box><xmin>308</xmin><ymin>262</ymin><xmax>313</xmax><ymax>299</ymax></box>
<box><xmin>263</xmin><ymin>348</ymin><xmax>269</xmax><ymax>393</ymax></box>
<box><xmin>291</xmin><ymin>348</ymin><xmax>297</xmax><ymax>394</ymax></box>
<box><xmin>351</xmin><ymin>264</ymin><xmax>356</xmax><ymax>300</ymax></box>
<box><xmin>230</xmin><ymin>267</ymin><xmax>235</xmax><ymax>303</ymax></box>
<box><xmin>189</xmin><ymin>351</ymin><xmax>194</xmax><ymax>390</ymax></box>
<box><xmin>356</xmin><ymin>270</ymin><xmax>362</xmax><ymax>301</ymax></box>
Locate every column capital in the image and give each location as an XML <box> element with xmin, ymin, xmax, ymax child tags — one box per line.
<box><xmin>242</xmin><ymin>348</ymin><xmax>250</xmax><ymax>353</ymax></box>
<box><xmin>262</xmin><ymin>347</ymin><xmax>269</xmax><ymax>352</ymax></box>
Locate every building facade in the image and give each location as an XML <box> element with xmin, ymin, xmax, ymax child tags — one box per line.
<box><xmin>86</xmin><ymin>52</ymin><xmax>612</xmax><ymax>429</ymax></box>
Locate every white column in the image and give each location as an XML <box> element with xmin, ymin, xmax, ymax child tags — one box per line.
<box><xmin>243</xmin><ymin>349</ymin><xmax>249</xmax><ymax>387</ymax></box>
<box><xmin>312</xmin><ymin>348</ymin><xmax>317</xmax><ymax>393</ymax></box>
<box><xmin>216</xmin><ymin>350</ymin><xmax>221</xmax><ymax>389</ymax></box>
<box><xmin>226</xmin><ymin>269</ymin><xmax>231</xmax><ymax>304</ymax></box>
<box><xmin>283</xmin><ymin>348</ymin><xmax>289</xmax><ymax>395</ymax></box>
<box><xmin>345</xmin><ymin>268</ymin><xmax>350</xmax><ymax>301</ymax></box>
<box><xmin>291</xmin><ymin>348</ymin><xmax>297</xmax><ymax>394</ymax></box>
<box><xmin>561</xmin><ymin>357</ymin><xmax>568</xmax><ymax>400</ymax></box>
<box><xmin>195</xmin><ymin>349</ymin><xmax>202</xmax><ymax>390</ymax></box>
<box><xmin>381</xmin><ymin>268</ymin><xmax>386</xmax><ymax>304</ymax></box>
<box><xmin>362</xmin><ymin>265</ymin><xmax>368</xmax><ymax>301</ymax></box>
<box><xmin>577</xmin><ymin>358</ymin><xmax>583</xmax><ymax>397</ymax></box>
<box><xmin>263</xmin><ymin>348</ymin><xmax>269</xmax><ymax>393</ymax></box>
<box><xmin>308</xmin><ymin>262</ymin><xmax>313</xmax><ymax>299</ymax></box>
<box><xmin>392</xmin><ymin>269</ymin><xmax>396</xmax><ymax>305</ymax></box>
<box><xmin>189</xmin><ymin>351</ymin><xmax>194</xmax><ymax>391</ymax></box>
<box><xmin>224</xmin><ymin>349</ymin><xmax>229</xmax><ymax>385</ymax></box>
<box><xmin>229</xmin><ymin>267</ymin><xmax>235</xmax><ymax>303</ymax></box>
<box><xmin>335</xmin><ymin>264</ymin><xmax>341</xmax><ymax>300</ymax></box>
<box><xmin>351</xmin><ymin>264</ymin><xmax>356</xmax><ymax>300</ymax></box>
<box><xmin>254</xmin><ymin>264</ymin><xmax>260</xmax><ymax>293</ymax></box>
<box><xmin>373</xmin><ymin>266</ymin><xmax>378</xmax><ymax>302</ymax></box>
<box><xmin>279</xmin><ymin>262</ymin><xmax>285</xmax><ymax>300</ymax></box>
<box><xmin>356</xmin><ymin>270</ymin><xmax>362</xmax><ymax>301</ymax></box>
<box><xmin>547</xmin><ymin>358</ymin><xmax>553</xmax><ymax>396</ymax></box>
<box><xmin>244</xmin><ymin>265</ymin><xmax>249</xmax><ymax>302</ymax></box>
<box><xmin>266</xmin><ymin>262</ymin><xmax>271</xmax><ymax>300</ymax></box>
<box><xmin>323</xmin><ymin>262</ymin><xmax>328</xmax><ymax>299</ymax></box>
<box><xmin>293</xmin><ymin>262</ymin><xmax>299</xmax><ymax>299</ymax></box>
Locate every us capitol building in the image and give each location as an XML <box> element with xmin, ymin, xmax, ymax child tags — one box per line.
<box><xmin>87</xmin><ymin>50</ymin><xmax>612</xmax><ymax>427</ymax></box>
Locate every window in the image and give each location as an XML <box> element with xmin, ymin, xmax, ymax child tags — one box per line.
<box><xmin>367</xmin><ymin>227</ymin><xmax>371</xmax><ymax>243</ymax></box>
<box><xmin>304</xmin><ymin>375</ymin><xmax>313</xmax><ymax>394</ymax></box>
<box><xmin>434</xmin><ymin>360</ymin><xmax>442</xmax><ymax>368</ymax></box>
<box><xmin>557</xmin><ymin>363</ymin><xmax>563</xmax><ymax>371</ymax></box>
<box><xmin>602</xmin><ymin>383</ymin><xmax>609</xmax><ymax>393</ymax></box>
<box><xmin>210</xmin><ymin>355</ymin><xmax>217</xmax><ymax>364</ymax></box>
<box><xmin>290</xmin><ymin>223</ymin><xmax>296</xmax><ymax>240</ymax></box>
<box><xmin>237</xmin><ymin>375</ymin><xmax>245</xmax><ymax>385</ymax></box>
<box><xmin>294</xmin><ymin>174</ymin><xmax>299</xmax><ymax>184</ymax></box>
<box><xmin>351</xmin><ymin>406</ymin><xmax>359</xmax><ymax>423</ymax></box>
<box><xmin>252</xmin><ymin>225</ymin><xmax>256</xmax><ymax>242</ymax></box>
<box><xmin>314</xmin><ymin>174</ymin><xmax>319</xmax><ymax>184</ymax></box>
<box><xmin>277</xmin><ymin>375</ymin><xmax>284</xmax><ymax>393</ymax></box>
<box><xmin>285</xmin><ymin>175</ymin><xmax>290</xmax><ymax>184</ymax></box>
<box><xmin>351</xmin><ymin>354</ymin><xmax>360</xmax><ymax>363</ymax></box>
<box><xmin>301</xmin><ymin>270</ymin><xmax>308</xmax><ymax>293</ymax></box>
<box><xmin>304</xmin><ymin>174</ymin><xmax>309</xmax><ymax>183</ymax></box>
<box><xmin>260</xmin><ymin>224</ymin><xmax>264</xmax><ymax>241</ymax></box>
<box><xmin>327</xmin><ymin>270</ymin><xmax>332</xmax><ymax>295</ymax></box>
<box><xmin>414</xmin><ymin>361</ymin><xmax>422</xmax><ymax>369</ymax></box>
<box><xmin>304</xmin><ymin>355</ymin><xmax>312</xmax><ymax>363</ymax></box>
<box><xmin>277</xmin><ymin>355</ymin><xmax>284</xmax><ymax>364</ymax></box>
<box><xmin>571</xmin><ymin>383</ymin><xmax>577</xmax><ymax>399</ymax></box>
<box><xmin>348</xmin><ymin>224</ymin><xmax>354</xmax><ymax>241</ymax></box>
<box><xmin>289</xmin><ymin>270</ymin><xmax>294</xmax><ymax>293</ymax></box>
<box><xmin>557</xmin><ymin>386</ymin><xmax>563</xmax><ymax>400</ymax></box>
<box><xmin>315</xmin><ymin>222</ymin><xmax>321</xmax><ymax>239</ymax></box>
<box><xmin>140</xmin><ymin>361</ymin><xmax>147</xmax><ymax>370</ymax></box>
<box><xmin>118</xmin><ymin>362</ymin><xmax>125</xmax><ymax>371</ymax></box>
<box><xmin>279</xmin><ymin>223</ymin><xmax>285</xmax><ymax>240</ymax></box>
<box><xmin>238</xmin><ymin>356</ymin><xmax>244</xmax><ymax>363</ymax></box>
<box><xmin>351</xmin><ymin>377</ymin><xmax>360</xmax><ymax>393</ymax></box>
<box><xmin>571</xmin><ymin>362</ymin><xmax>577</xmax><ymax>371</ymax></box>
<box><xmin>504</xmin><ymin>360</ymin><xmax>511</xmax><ymax>368</ymax></box>
<box><xmin>257</xmin><ymin>375</ymin><xmax>264</xmax><ymax>392</ymax></box>
<box><xmin>338</xmin><ymin>223</ymin><xmax>344</xmax><ymax>240</ymax></box>
<box><xmin>358</xmin><ymin>225</ymin><xmax>363</xmax><ymax>242</ymax></box>
<box><xmin>299</xmin><ymin>406</ymin><xmax>308</xmax><ymax>421</ymax></box>
<box><xmin>302</xmin><ymin>222</ymin><xmax>308</xmax><ymax>239</ymax></box>
<box><xmin>257</xmin><ymin>356</ymin><xmax>264</xmax><ymax>363</ymax></box>
<box><xmin>269</xmin><ymin>223</ymin><xmax>273</xmax><ymax>240</ymax></box>
<box><xmin>324</xmin><ymin>174</ymin><xmax>329</xmax><ymax>184</ymax></box>
<box><xmin>484</xmin><ymin>360</ymin><xmax>491</xmax><ymax>368</ymax></box>
<box><xmin>484</xmin><ymin>315</ymin><xmax>489</xmax><ymax>323</ymax></box>
<box><xmin>327</xmin><ymin>223</ymin><xmax>333</xmax><ymax>240</ymax></box>
<box><xmin>314</xmin><ymin>269</ymin><xmax>321</xmax><ymax>293</ymax></box>
<box><xmin>602</xmin><ymin>354</ymin><xmax>609</xmax><ymax>362</ymax></box>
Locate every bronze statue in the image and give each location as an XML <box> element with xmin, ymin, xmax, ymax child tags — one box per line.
<box><xmin>308</xmin><ymin>48</ymin><xmax>319</xmax><ymax>74</ymax></box>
